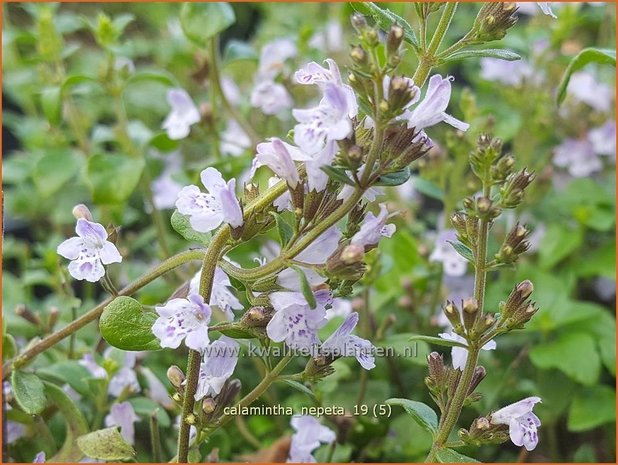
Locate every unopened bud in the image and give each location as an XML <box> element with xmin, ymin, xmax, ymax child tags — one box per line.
<box><xmin>476</xmin><ymin>416</ymin><xmax>490</xmax><ymax>430</ymax></box>
<box><xmin>350</xmin><ymin>45</ymin><xmax>367</xmax><ymax>65</ymax></box>
<box><xmin>167</xmin><ymin>365</ymin><xmax>185</xmax><ymax>389</ymax></box>
<box><xmin>462</xmin><ymin>298</ymin><xmax>479</xmax><ymax>329</ymax></box>
<box><xmin>244</xmin><ymin>183</ymin><xmax>260</xmax><ymax>203</ymax></box>
<box><xmin>427</xmin><ymin>352</ymin><xmax>445</xmax><ymax>385</ymax></box>
<box><xmin>185</xmin><ymin>413</ymin><xmax>196</xmax><ymax>425</ymax></box>
<box><xmin>72</xmin><ymin>204</ymin><xmax>93</xmax><ymax>221</ymax></box>
<box><xmin>379</xmin><ymin>100</ymin><xmax>389</xmax><ymax>112</ymax></box>
<box><xmin>341</xmin><ymin>244</ymin><xmax>364</xmax><ymax>265</ymax></box>
<box><xmin>443</xmin><ymin>301</ymin><xmax>464</xmax><ymax>332</ymax></box>
<box><xmin>516</xmin><ymin>280</ymin><xmax>534</xmax><ymax>300</ymax></box>
<box><xmin>467</xmin><ymin>366</ymin><xmax>487</xmax><ymax>394</ymax></box>
<box><xmin>387</xmin><ymin>24</ymin><xmax>404</xmax><ymax>55</ymax></box>
<box><xmin>202</xmin><ymin>398</ymin><xmax>216</xmax><ymax>414</ymax></box>
<box><xmin>172</xmin><ymin>392</ymin><xmax>182</xmax><ymax>403</ymax></box>
<box><xmin>16</xmin><ymin>304</ymin><xmax>40</xmax><ymax>326</ymax></box>
<box><xmin>48</xmin><ymin>306</ymin><xmax>60</xmax><ymax>330</ymax></box>
<box><xmin>351</xmin><ymin>13</ymin><xmax>368</xmax><ymax>33</ymax></box>
<box><xmin>241</xmin><ymin>306</ymin><xmax>273</xmax><ymax>328</ymax></box>
<box><xmin>348</xmin><ymin>145</ymin><xmax>363</xmax><ymax>163</ymax></box>
<box><xmin>477</xmin><ymin>197</ymin><xmax>492</xmax><ymax>214</ymax></box>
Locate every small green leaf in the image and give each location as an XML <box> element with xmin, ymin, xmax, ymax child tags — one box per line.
<box><xmin>44</xmin><ymin>382</ymin><xmax>89</xmax><ymax>462</ymax></box>
<box><xmin>448</xmin><ymin>241</ymin><xmax>474</xmax><ymax>263</ymax></box>
<box><xmin>538</xmin><ymin>224</ymin><xmax>583</xmax><ymax>269</ymax></box>
<box><xmin>292</xmin><ymin>266</ymin><xmax>317</xmax><ymax>309</ymax></box>
<box><xmin>148</xmin><ymin>132</ymin><xmax>179</xmax><ymax>152</ymax></box>
<box><xmin>41</xmin><ymin>86</ymin><xmax>62</xmax><ymax>124</ymax></box>
<box><xmin>442</xmin><ymin>48</ymin><xmax>521</xmax><ymax>63</ymax></box>
<box><xmin>86</xmin><ymin>154</ymin><xmax>145</xmax><ymax>204</ymax></box>
<box><xmin>385</xmin><ymin>398</ymin><xmax>438</xmax><ymax>434</ymax></box>
<box><xmin>320</xmin><ymin>165</ymin><xmax>356</xmax><ymax>186</ymax></box>
<box><xmin>125</xmin><ymin>70</ymin><xmax>178</xmax><ymax>88</ymax></box>
<box><xmin>375</xmin><ymin>168</ymin><xmax>411</xmax><ymax>186</ymax></box>
<box><xmin>99</xmin><ymin>296</ymin><xmax>161</xmax><ymax>351</ymax></box>
<box><xmin>62</xmin><ymin>74</ymin><xmax>100</xmax><ymax>94</ymax></box>
<box><xmin>11</xmin><ymin>370</ymin><xmax>47</xmax><ymax>415</ymax></box>
<box><xmin>410</xmin><ymin>176</ymin><xmax>444</xmax><ymax>200</ymax></box>
<box><xmin>271</xmin><ymin>212</ymin><xmax>294</xmax><ymax>247</ymax></box>
<box><xmin>37</xmin><ymin>361</ymin><xmax>93</xmax><ymax>396</ymax></box>
<box><xmin>171</xmin><ymin>210</ymin><xmax>212</xmax><ymax>246</ymax></box>
<box><xmin>435</xmin><ymin>448</ymin><xmax>480</xmax><ymax>463</ymax></box>
<box><xmin>350</xmin><ymin>2</ymin><xmax>419</xmax><ymax>50</ymax></box>
<box><xmin>277</xmin><ymin>379</ymin><xmax>317</xmax><ymax>402</ymax></box>
<box><xmin>77</xmin><ymin>427</ymin><xmax>135</xmax><ymax>461</ymax></box>
<box><xmin>568</xmin><ymin>385</ymin><xmax>616</xmax><ymax>432</ymax></box>
<box><xmin>216</xmin><ymin>326</ymin><xmax>256</xmax><ymax>339</ymax></box>
<box><xmin>557</xmin><ymin>48</ymin><xmax>616</xmax><ymax>105</ymax></box>
<box><xmin>180</xmin><ymin>2</ymin><xmax>236</xmax><ymax>46</ymax></box>
<box><xmin>32</xmin><ymin>151</ymin><xmax>81</xmax><ymax>197</ymax></box>
<box><xmin>408</xmin><ymin>334</ymin><xmax>468</xmax><ymax>349</ymax></box>
<box><xmin>223</xmin><ymin>40</ymin><xmax>258</xmax><ymax>63</ymax></box>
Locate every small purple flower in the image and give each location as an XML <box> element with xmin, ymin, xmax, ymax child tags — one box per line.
<box><xmin>194</xmin><ymin>336</ymin><xmax>239</xmax><ymax>400</ymax></box>
<box><xmin>589</xmin><ymin>120</ymin><xmax>616</xmax><ymax>159</ymax></box>
<box><xmin>429</xmin><ymin>229</ymin><xmax>468</xmax><ymax>277</ymax></box>
<box><xmin>189</xmin><ymin>267</ymin><xmax>243</xmax><ymax>321</ymax></box>
<box><xmin>553</xmin><ymin>138</ymin><xmax>602</xmax><ymax>177</ymax></box>
<box><xmin>293</xmin><ymin>83</ymin><xmax>356</xmax><ymax>154</ymax></box>
<box><xmin>105</xmin><ymin>402</ymin><xmax>139</xmax><ymax>444</ymax></box>
<box><xmin>141</xmin><ymin>367</ymin><xmax>174</xmax><ymax>409</ymax></box>
<box><xmin>251</xmin><ymin>81</ymin><xmax>293</xmax><ymax>115</ymax></box>
<box><xmin>266</xmin><ymin>290</ymin><xmax>331</xmax><ymax>350</ymax></box>
<box><xmin>402</xmin><ymin>75</ymin><xmax>469</xmax><ymax>133</ymax></box>
<box><xmin>327</xmin><ymin>298</ymin><xmax>352</xmax><ymax>320</ymax></box>
<box><xmin>107</xmin><ymin>351</ymin><xmax>140</xmax><ymax>398</ymax></box>
<box><xmin>480</xmin><ymin>58</ymin><xmax>535</xmax><ymax>87</ymax></box>
<box><xmin>151</xmin><ymin>153</ymin><xmax>184</xmax><ymax>210</ymax></box>
<box><xmin>351</xmin><ymin>204</ymin><xmax>396</xmax><ymax>249</ymax></box>
<box><xmin>276</xmin><ymin>226</ymin><xmax>342</xmax><ymax>291</ymax></box>
<box><xmin>33</xmin><ymin>452</ymin><xmax>46</xmax><ymax>463</ymax></box>
<box><xmin>257</xmin><ymin>38</ymin><xmax>297</xmax><ymax>80</ymax></box>
<box><xmin>305</xmin><ymin>141</ymin><xmax>338</xmax><ymax>192</ymax></box>
<box><xmin>490</xmin><ymin>396</ymin><xmax>542</xmax><ymax>451</ymax></box>
<box><xmin>57</xmin><ymin>218</ymin><xmax>122</xmax><ymax>283</ymax></box>
<box><xmin>438</xmin><ymin>332</ymin><xmax>496</xmax><ymax>370</ymax></box>
<box><xmin>176</xmin><ymin>167</ymin><xmax>243</xmax><ymax>233</ymax></box>
<box><xmin>152</xmin><ymin>294</ymin><xmax>212</xmax><ymax>352</ymax></box>
<box><xmin>288</xmin><ymin>415</ymin><xmax>336</xmax><ymax>463</ymax></box>
<box><xmin>79</xmin><ymin>353</ymin><xmax>107</xmax><ymax>379</ymax></box>
<box><xmin>162</xmin><ymin>88</ymin><xmax>201</xmax><ymax>140</ymax></box>
<box><xmin>322</xmin><ymin>312</ymin><xmax>376</xmax><ymax>370</ymax></box>
<box><xmin>253</xmin><ymin>138</ymin><xmax>311</xmax><ymax>188</ymax></box>
<box><xmin>567</xmin><ymin>72</ymin><xmax>613</xmax><ymax>112</ymax></box>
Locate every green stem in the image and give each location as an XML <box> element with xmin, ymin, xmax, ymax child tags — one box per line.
<box><xmin>150</xmin><ymin>410</ymin><xmax>163</xmax><ymax>462</ymax></box>
<box><xmin>412</xmin><ymin>2</ymin><xmax>458</xmax><ymax>87</ymax></box>
<box><xmin>208</xmin><ymin>37</ymin><xmax>260</xmax><ymax>147</ymax></box>
<box><xmin>2</xmin><ymin>249</ymin><xmax>205</xmax><ymax>378</ymax></box>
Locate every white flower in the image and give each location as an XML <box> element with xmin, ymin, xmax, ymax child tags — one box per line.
<box><xmin>480</xmin><ymin>58</ymin><xmax>535</xmax><ymax>87</ymax></box>
<box><xmin>189</xmin><ymin>267</ymin><xmax>243</xmax><ymax>321</ymax></box>
<box><xmin>402</xmin><ymin>75</ymin><xmax>469</xmax><ymax>132</ymax></box>
<box><xmin>326</xmin><ymin>298</ymin><xmax>353</xmax><ymax>320</ymax></box>
<box><xmin>429</xmin><ymin>229</ymin><xmax>468</xmax><ymax>277</ymax></box>
<box><xmin>162</xmin><ymin>88</ymin><xmax>201</xmax><ymax>140</ymax></box>
<box><xmin>490</xmin><ymin>396</ymin><xmax>542</xmax><ymax>451</ymax></box>
<box><xmin>438</xmin><ymin>332</ymin><xmax>496</xmax><ymax>370</ymax></box>
<box><xmin>257</xmin><ymin>38</ymin><xmax>297</xmax><ymax>80</ymax></box>
<box><xmin>251</xmin><ymin>81</ymin><xmax>293</xmax><ymax>115</ymax></box>
<box><xmin>221</xmin><ymin>120</ymin><xmax>251</xmax><ymax>157</ymax></box>
<box><xmin>322</xmin><ymin>312</ymin><xmax>376</xmax><ymax>370</ymax></box>
<box><xmin>351</xmin><ymin>203</ymin><xmax>396</xmax><ymax>248</ymax></box>
<box><xmin>567</xmin><ymin>72</ymin><xmax>613</xmax><ymax>112</ymax></box>
<box><xmin>536</xmin><ymin>2</ymin><xmax>557</xmax><ymax>18</ymax></box>
<box><xmin>194</xmin><ymin>336</ymin><xmax>239</xmax><ymax>400</ymax></box>
<box><xmin>553</xmin><ymin>138</ymin><xmax>602</xmax><ymax>177</ymax></box>
<box><xmin>152</xmin><ymin>294</ymin><xmax>212</xmax><ymax>352</ymax></box>
<box><xmin>57</xmin><ymin>218</ymin><xmax>122</xmax><ymax>283</ymax></box>
<box><xmin>253</xmin><ymin>138</ymin><xmax>311</xmax><ymax>188</ymax></box>
<box><xmin>105</xmin><ymin>402</ymin><xmax>139</xmax><ymax>444</ymax></box>
<box><xmin>268</xmin><ymin>177</ymin><xmax>293</xmax><ymax>212</ymax></box>
<box><xmin>176</xmin><ymin>167</ymin><xmax>243</xmax><ymax>233</ymax></box>
<box><xmin>288</xmin><ymin>415</ymin><xmax>336</xmax><ymax>463</ymax></box>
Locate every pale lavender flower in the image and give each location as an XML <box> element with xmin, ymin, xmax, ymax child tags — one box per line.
<box><xmin>257</xmin><ymin>38</ymin><xmax>297</xmax><ymax>80</ymax></box>
<box><xmin>438</xmin><ymin>331</ymin><xmax>496</xmax><ymax>370</ymax></box>
<box><xmin>105</xmin><ymin>402</ymin><xmax>139</xmax><ymax>444</ymax></box>
<box><xmin>176</xmin><ymin>167</ymin><xmax>243</xmax><ymax>233</ymax></box>
<box><xmin>33</xmin><ymin>452</ymin><xmax>46</xmax><ymax>463</ymax></box>
<box><xmin>288</xmin><ymin>415</ymin><xmax>336</xmax><ymax>463</ymax></box>
<box><xmin>220</xmin><ymin>77</ymin><xmax>241</xmax><ymax>106</ymax></box>
<box><xmin>189</xmin><ymin>267</ymin><xmax>243</xmax><ymax>321</ymax></box>
<box><xmin>305</xmin><ymin>141</ymin><xmax>338</xmax><ymax>192</ymax></box>
<box><xmin>351</xmin><ymin>204</ymin><xmax>396</xmax><ymax>249</ymax></box>
<box><xmin>434</xmin><ymin>274</ymin><xmax>475</xmax><ymax>327</ymax></box>
<box><xmin>480</xmin><ymin>58</ymin><xmax>535</xmax><ymax>86</ymax></box>
<box><xmin>429</xmin><ymin>230</ymin><xmax>468</xmax><ymax>277</ymax></box>
<box><xmin>194</xmin><ymin>336</ymin><xmax>239</xmax><ymax>400</ymax></box>
<box><xmin>221</xmin><ymin>120</ymin><xmax>251</xmax><ymax>157</ymax></box>
<box><xmin>553</xmin><ymin>138</ymin><xmax>602</xmax><ymax>177</ymax></box>
<box><xmin>322</xmin><ymin>312</ymin><xmax>376</xmax><ymax>369</ymax></box>
<box><xmin>326</xmin><ymin>298</ymin><xmax>353</xmax><ymax>320</ymax></box>
<box><xmin>536</xmin><ymin>2</ymin><xmax>557</xmax><ymax>17</ymax></box>
<box><xmin>567</xmin><ymin>72</ymin><xmax>613</xmax><ymax>112</ymax></box>
<box><xmin>79</xmin><ymin>353</ymin><xmax>107</xmax><ymax>379</ymax></box>
<box><xmin>57</xmin><ymin>218</ymin><xmax>122</xmax><ymax>283</ymax></box>
<box><xmin>107</xmin><ymin>351</ymin><xmax>140</xmax><ymax>398</ymax></box>
<box><xmin>276</xmin><ymin>226</ymin><xmax>342</xmax><ymax>291</ymax></box>
<box><xmin>490</xmin><ymin>396</ymin><xmax>542</xmax><ymax>451</ymax></box>
<box><xmin>253</xmin><ymin>138</ymin><xmax>311</xmax><ymax>188</ymax></box>
<box><xmin>309</xmin><ymin>21</ymin><xmax>344</xmax><ymax>52</ymax></box>
<box><xmin>251</xmin><ymin>81</ymin><xmax>293</xmax><ymax>115</ymax></box>
<box><xmin>589</xmin><ymin>120</ymin><xmax>616</xmax><ymax>158</ymax></box>
<box><xmin>269</xmin><ymin>177</ymin><xmax>293</xmax><ymax>211</ymax></box>
<box><xmin>337</xmin><ymin>165</ymin><xmax>384</xmax><ymax>202</ymax></box>
<box><xmin>402</xmin><ymin>75</ymin><xmax>469</xmax><ymax>132</ymax></box>
<box><xmin>266</xmin><ymin>290</ymin><xmax>331</xmax><ymax>350</ymax></box>
<box><xmin>151</xmin><ymin>153</ymin><xmax>184</xmax><ymax>210</ymax></box>
<box><xmin>162</xmin><ymin>88</ymin><xmax>200</xmax><ymax>140</ymax></box>
<box><xmin>141</xmin><ymin>367</ymin><xmax>174</xmax><ymax>409</ymax></box>
<box><xmin>293</xmin><ymin>83</ymin><xmax>357</xmax><ymax>154</ymax></box>
<box><xmin>152</xmin><ymin>294</ymin><xmax>212</xmax><ymax>352</ymax></box>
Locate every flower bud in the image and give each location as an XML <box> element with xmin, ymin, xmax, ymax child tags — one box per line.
<box><xmin>427</xmin><ymin>352</ymin><xmax>446</xmax><ymax>385</ymax></box>
<box><xmin>341</xmin><ymin>244</ymin><xmax>364</xmax><ymax>265</ymax></box>
<box><xmin>48</xmin><ymin>306</ymin><xmax>60</xmax><ymax>330</ymax></box>
<box><xmin>185</xmin><ymin>413</ymin><xmax>196</xmax><ymax>425</ymax></box>
<box><xmin>351</xmin><ymin>13</ymin><xmax>369</xmax><ymax>33</ymax></box>
<box><xmin>244</xmin><ymin>183</ymin><xmax>260</xmax><ymax>203</ymax></box>
<box><xmin>167</xmin><ymin>365</ymin><xmax>185</xmax><ymax>389</ymax></box>
<box><xmin>387</xmin><ymin>24</ymin><xmax>404</xmax><ymax>56</ymax></box>
<box><xmin>350</xmin><ymin>45</ymin><xmax>367</xmax><ymax>65</ymax></box>
<box><xmin>202</xmin><ymin>398</ymin><xmax>216</xmax><ymax>414</ymax></box>
<box><xmin>72</xmin><ymin>204</ymin><xmax>93</xmax><ymax>221</ymax></box>
<box><xmin>16</xmin><ymin>304</ymin><xmax>40</xmax><ymax>326</ymax></box>
<box><xmin>472</xmin><ymin>2</ymin><xmax>518</xmax><ymax>42</ymax></box>
<box><xmin>500</xmin><ymin>169</ymin><xmax>535</xmax><ymax>208</ymax></box>
<box><xmin>462</xmin><ymin>298</ymin><xmax>479</xmax><ymax>330</ymax></box>
<box><xmin>240</xmin><ymin>306</ymin><xmax>274</xmax><ymax>328</ymax></box>
<box><xmin>443</xmin><ymin>301</ymin><xmax>464</xmax><ymax>332</ymax></box>
<box><xmin>467</xmin><ymin>366</ymin><xmax>487</xmax><ymax>395</ymax></box>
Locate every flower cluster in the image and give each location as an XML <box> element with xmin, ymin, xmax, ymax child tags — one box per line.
<box><xmin>287</xmin><ymin>415</ymin><xmax>336</xmax><ymax>462</ymax></box>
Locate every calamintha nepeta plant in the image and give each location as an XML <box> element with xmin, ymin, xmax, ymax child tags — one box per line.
<box><xmin>3</xmin><ymin>2</ymin><xmax>564</xmax><ymax>463</ymax></box>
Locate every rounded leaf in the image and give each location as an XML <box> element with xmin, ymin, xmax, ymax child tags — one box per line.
<box><xmin>99</xmin><ymin>296</ymin><xmax>161</xmax><ymax>351</ymax></box>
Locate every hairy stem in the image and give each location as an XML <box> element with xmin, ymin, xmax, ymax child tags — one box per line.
<box><xmin>2</xmin><ymin>249</ymin><xmax>205</xmax><ymax>378</ymax></box>
<box><xmin>412</xmin><ymin>2</ymin><xmax>458</xmax><ymax>88</ymax></box>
